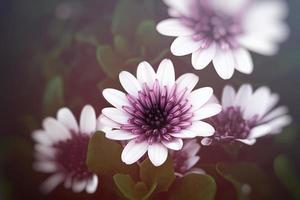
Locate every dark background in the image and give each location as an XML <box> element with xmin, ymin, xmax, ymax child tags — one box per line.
<box><xmin>0</xmin><ymin>0</ymin><xmax>299</xmax><ymax>199</ymax></box>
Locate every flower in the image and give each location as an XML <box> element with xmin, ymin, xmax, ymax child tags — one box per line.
<box><xmin>156</xmin><ymin>0</ymin><xmax>289</xmax><ymax>79</ymax></box>
<box><xmin>100</xmin><ymin>59</ymin><xmax>222</xmax><ymax>166</ymax></box>
<box><xmin>202</xmin><ymin>84</ymin><xmax>292</xmax><ymax>145</ymax></box>
<box><xmin>170</xmin><ymin>139</ymin><xmax>205</xmax><ymax>177</ymax></box>
<box><xmin>32</xmin><ymin>105</ymin><xmax>99</xmax><ymax>193</ymax></box>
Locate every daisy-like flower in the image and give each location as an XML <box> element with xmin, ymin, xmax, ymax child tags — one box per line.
<box><xmin>32</xmin><ymin>105</ymin><xmax>99</xmax><ymax>194</ymax></box>
<box><xmin>100</xmin><ymin>59</ymin><xmax>222</xmax><ymax>166</ymax></box>
<box><xmin>171</xmin><ymin>139</ymin><xmax>205</xmax><ymax>177</ymax></box>
<box><xmin>201</xmin><ymin>84</ymin><xmax>292</xmax><ymax>145</ymax></box>
<box><xmin>157</xmin><ymin>0</ymin><xmax>289</xmax><ymax>79</ymax></box>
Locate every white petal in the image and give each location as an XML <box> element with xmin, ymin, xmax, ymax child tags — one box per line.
<box><xmin>182</xmin><ymin>139</ymin><xmax>200</xmax><ymax>156</ymax></box>
<box><xmin>233</xmin><ymin>84</ymin><xmax>252</xmax><ymax>109</ymax></box>
<box><xmin>137</xmin><ymin>61</ymin><xmax>156</xmax><ymax>86</ymax></box>
<box><xmin>103</xmin><ymin>88</ymin><xmax>130</xmax><ymax>109</ymax></box>
<box><xmin>148</xmin><ymin>143</ymin><xmax>168</xmax><ymax>166</ymax></box>
<box><xmin>171</xmin><ymin>130</ymin><xmax>197</xmax><ymax>138</ymax></box>
<box><xmin>261</xmin><ymin>106</ymin><xmax>288</xmax><ymax>123</ymax></box>
<box><xmin>80</xmin><ymin>105</ymin><xmax>96</xmax><ymax>134</ymax></box>
<box><xmin>57</xmin><ymin>107</ymin><xmax>79</xmax><ymax>132</ymax></box>
<box><xmin>41</xmin><ymin>173</ymin><xmax>64</xmax><ymax>194</ymax></box>
<box><xmin>34</xmin><ymin>144</ymin><xmax>56</xmax><ymax>158</ymax></box>
<box><xmin>163</xmin><ymin>0</ymin><xmax>195</xmax><ymax>17</ymax></box>
<box><xmin>236</xmin><ymin>138</ymin><xmax>256</xmax><ymax>145</ymax></box>
<box><xmin>97</xmin><ymin>115</ymin><xmax>120</xmax><ymax>132</ymax></box>
<box><xmin>157</xmin><ymin>59</ymin><xmax>175</xmax><ymax>87</ymax></box>
<box><xmin>162</xmin><ymin>138</ymin><xmax>183</xmax><ymax>150</ymax></box>
<box><xmin>186</xmin><ymin>168</ymin><xmax>206</xmax><ymax>175</ymax></box>
<box><xmin>171</xmin><ymin>36</ymin><xmax>201</xmax><ymax>56</ymax></box>
<box><xmin>119</xmin><ymin>71</ymin><xmax>142</xmax><ymax>97</ymax></box>
<box><xmin>86</xmin><ymin>175</ymin><xmax>98</xmax><ymax>194</ymax></box>
<box><xmin>238</xmin><ymin>34</ymin><xmax>278</xmax><ymax>56</ymax></box>
<box><xmin>185</xmin><ymin>156</ymin><xmax>199</xmax><ymax>169</ymax></box>
<box><xmin>210</xmin><ymin>0</ymin><xmax>249</xmax><ymax>15</ymax></box>
<box><xmin>265</xmin><ymin>93</ymin><xmax>280</xmax><ymax>114</ymax></box>
<box><xmin>72</xmin><ymin>179</ymin><xmax>87</xmax><ymax>193</ymax></box>
<box><xmin>212</xmin><ymin>48</ymin><xmax>235</xmax><ymax>80</ymax></box>
<box><xmin>187</xmin><ymin>121</ymin><xmax>215</xmax><ymax>137</ymax></box>
<box><xmin>33</xmin><ymin>161</ymin><xmax>57</xmax><ymax>173</ymax></box>
<box><xmin>193</xmin><ymin>103</ymin><xmax>222</xmax><ymax>121</ymax></box>
<box><xmin>156</xmin><ymin>18</ymin><xmax>195</xmax><ymax>36</ymax></box>
<box><xmin>221</xmin><ymin>85</ymin><xmax>236</xmax><ymax>109</ymax></box>
<box><xmin>32</xmin><ymin>130</ymin><xmax>52</xmax><ymax>145</ymax></box>
<box><xmin>176</xmin><ymin>73</ymin><xmax>199</xmax><ymax>94</ymax></box>
<box><xmin>105</xmin><ymin>130</ymin><xmax>138</xmax><ymax>141</ymax></box>
<box><xmin>248</xmin><ymin>124</ymin><xmax>272</xmax><ymax>139</ymax></box>
<box><xmin>42</xmin><ymin>117</ymin><xmax>70</xmax><ymax>142</ymax></box>
<box><xmin>266</xmin><ymin>115</ymin><xmax>292</xmax><ymax>133</ymax></box>
<box><xmin>189</xmin><ymin>87</ymin><xmax>213</xmax><ymax>111</ymax></box>
<box><xmin>233</xmin><ymin>48</ymin><xmax>253</xmax><ymax>74</ymax></box>
<box><xmin>102</xmin><ymin>107</ymin><xmax>129</xmax><ymax>124</ymax></box>
<box><xmin>192</xmin><ymin>42</ymin><xmax>216</xmax><ymax>70</ymax></box>
<box><xmin>121</xmin><ymin>140</ymin><xmax>148</xmax><ymax>165</ymax></box>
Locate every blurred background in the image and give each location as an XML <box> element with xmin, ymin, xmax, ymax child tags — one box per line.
<box><xmin>0</xmin><ymin>0</ymin><xmax>299</xmax><ymax>199</ymax></box>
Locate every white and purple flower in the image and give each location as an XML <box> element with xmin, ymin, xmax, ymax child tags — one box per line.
<box><xmin>202</xmin><ymin>84</ymin><xmax>292</xmax><ymax>145</ymax></box>
<box><xmin>171</xmin><ymin>139</ymin><xmax>205</xmax><ymax>177</ymax></box>
<box><xmin>157</xmin><ymin>0</ymin><xmax>289</xmax><ymax>79</ymax></box>
<box><xmin>99</xmin><ymin>59</ymin><xmax>222</xmax><ymax>166</ymax></box>
<box><xmin>32</xmin><ymin>105</ymin><xmax>99</xmax><ymax>194</ymax></box>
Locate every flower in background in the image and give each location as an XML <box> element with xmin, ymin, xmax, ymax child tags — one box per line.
<box><xmin>201</xmin><ymin>84</ymin><xmax>292</xmax><ymax>146</ymax></box>
<box><xmin>157</xmin><ymin>0</ymin><xmax>289</xmax><ymax>79</ymax></box>
<box><xmin>100</xmin><ymin>59</ymin><xmax>221</xmax><ymax>166</ymax></box>
<box><xmin>171</xmin><ymin>139</ymin><xmax>205</xmax><ymax>177</ymax></box>
<box><xmin>32</xmin><ymin>105</ymin><xmax>98</xmax><ymax>193</ymax></box>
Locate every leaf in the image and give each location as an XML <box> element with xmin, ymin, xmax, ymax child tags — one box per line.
<box><xmin>274</xmin><ymin>154</ymin><xmax>300</xmax><ymax>199</ymax></box>
<box><xmin>96</xmin><ymin>45</ymin><xmax>123</xmax><ymax>78</ymax></box>
<box><xmin>216</xmin><ymin>162</ymin><xmax>272</xmax><ymax>200</ymax></box>
<box><xmin>114</xmin><ymin>174</ymin><xmax>157</xmax><ymax>200</ymax></box>
<box><xmin>86</xmin><ymin>133</ymin><xmax>138</xmax><ymax>177</ymax></box>
<box><xmin>114</xmin><ymin>35</ymin><xmax>134</xmax><ymax>58</ymax></box>
<box><xmin>42</xmin><ymin>75</ymin><xmax>64</xmax><ymax>116</ymax></box>
<box><xmin>140</xmin><ymin>157</ymin><xmax>175</xmax><ymax>192</ymax></box>
<box><xmin>168</xmin><ymin>174</ymin><xmax>216</xmax><ymax>200</ymax></box>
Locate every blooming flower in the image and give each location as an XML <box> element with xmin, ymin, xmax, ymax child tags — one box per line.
<box><xmin>32</xmin><ymin>105</ymin><xmax>98</xmax><ymax>193</ymax></box>
<box><xmin>170</xmin><ymin>139</ymin><xmax>205</xmax><ymax>177</ymax></box>
<box><xmin>100</xmin><ymin>59</ymin><xmax>222</xmax><ymax>166</ymax></box>
<box><xmin>202</xmin><ymin>84</ymin><xmax>292</xmax><ymax>145</ymax></box>
<box><xmin>157</xmin><ymin>0</ymin><xmax>289</xmax><ymax>79</ymax></box>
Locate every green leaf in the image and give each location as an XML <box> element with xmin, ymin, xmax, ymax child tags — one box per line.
<box><xmin>114</xmin><ymin>35</ymin><xmax>134</xmax><ymax>58</ymax></box>
<box><xmin>96</xmin><ymin>45</ymin><xmax>123</xmax><ymax>78</ymax></box>
<box><xmin>216</xmin><ymin>162</ymin><xmax>271</xmax><ymax>200</ymax></box>
<box><xmin>86</xmin><ymin>133</ymin><xmax>138</xmax><ymax>177</ymax></box>
<box><xmin>168</xmin><ymin>174</ymin><xmax>216</xmax><ymax>200</ymax></box>
<box><xmin>140</xmin><ymin>157</ymin><xmax>175</xmax><ymax>192</ymax></box>
<box><xmin>42</xmin><ymin>75</ymin><xmax>64</xmax><ymax>116</ymax></box>
<box><xmin>274</xmin><ymin>154</ymin><xmax>300</xmax><ymax>199</ymax></box>
<box><xmin>114</xmin><ymin>174</ymin><xmax>157</xmax><ymax>200</ymax></box>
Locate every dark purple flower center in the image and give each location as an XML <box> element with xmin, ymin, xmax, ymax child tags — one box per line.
<box><xmin>209</xmin><ymin>107</ymin><xmax>257</xmax><ymax>141</ymax></box>
<box><xmin>53</xmin><ymin>132</ymin><xmax>92</xmax><ymax>180</ymax></box>
<box><xmin>121</xmin><ymin>80</ymin><xmax>193</xmax><ymax>144</ymax></box>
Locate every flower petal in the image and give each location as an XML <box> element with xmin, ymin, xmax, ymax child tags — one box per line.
<box><xmin>236</xmin><ymin>138</ymin><xmax>257</xmax><ymax>145</ymax></box>
<box><xmin>192</xmin><ymin>42</ymin><xmax>216</xmax><ymax>70</ymax></box>
<box><xmin>148</xmin><ymin>143</ymin><xmax>168</xmax><ymax>166</ymax></box>
<box><xmin>121</xmin><ymin>140</ymin><xmax>148</xmax><ymax>165</ymax></box>
<box><xmin>233</xmin><ymin>48</ymin><xmax>253</xmax><ymax>74</ymax></box>
<box><xmin>137</xmin><ymin>61</ymin><xmax>156</xmax><ymax>86</ymax></box>
<box><xmin>234</xmin><ymin>84</ymin><xmax>252</xmax><ymax>109</ymax></box>
<box><xmin>119</xmin><ymin>71</ymin><xmax>142</xmax><ymax>97</ymax></box>
<box><xmin>212</xmin><ymin>48</ymin><xmax>235</xmax><ymax>80</ymax></box>
<box><xmin>221</xmin><ymin>85</ymin><xmax>236</xmax><ymax>109</ymax></box>
<box><xmin>156</xmin><ymin>18</ymin><xmax>195</xmax><ymax>36</ymax></box>
<box><xmin>162</xmin><ymin>138</ymin><xmax>183</xmax><ymax>150</ymax></box>
<box><xmin>102</xmin><ymin>107</ymin><xmax>129</xmax><ymax>124</ymax></box>
<box><xmin>43</xmin><ymin>117</ymin><xmax>71</xmax><ymax>142</ymax></box>
<box><xmin>32</xmin><ymin>130</ymin><xmax>52</xmax><ymax>145</ymax></box>
<box><xmin>72</xmin><ymin>179</ymin><xmax>87</xmax><ymax>193</ymax></box>
<box><xmin>171</xmin><ymin>130</ymin><xmax>197</xmax><ymax>138</ymax></box>
<box><xmin>176</xmin><ymin>73</ymin><xmax>199</xmax><ymax>94</ymax></box>
<box><xmin>103</xmin><ymin>88</ymin><xmax>130</xmax><ymax>109</ymax></box>
<box><xmin>105</xmin><ymin>130</ymin><xmax>138</xmax><ymax>141</ymax></box>
<box><xmin>261</xmin><ymin>106</ymin><xmax>288</xmax><ymax>123</ymax></box>
<box><xmin>248</xmin><ymin>124</ymin><xmax>272</xmax><ymax>139</ymax></box>
<box><xmin>86</xmin><ymin>175</ymin><xmax>98</xmax><ymax>194</ymax></box>
<box><xmin>97</xmin><ymin>115</ymin><xmax>120</xmax><ymax>132</ymax></box>
<box><xmin>157</xmin><ymin>59</ymin><xmax>175</xmax><ymax>87</ymax></box>
<box><xmin>80</xmin><ymin>105</ymin><xmax>96</xmax><ymax>134</ymax></box>
<box><xmin>171</xmin><ymin>36</ymin><xmax>201</xmax><ymax>56</ymax></box>
<box><xmin>193</xmin><ymin>103</ymin><xmax>222</xmax><ymax>121</ymax></box>
<box><xmin>57</xmin><ymin>107</ymin><xmax>79</xmax><ymax>132</ymax></box>
<box><xmin>187</xmin><ymin>121</ymin><xmax>215</xmax><ymax>137</ymax></box>
<box><xmin>188</xmin><ymin>87</ymin><xmax>213</xmax><ymax>111</ymax></box>
<box><xmin>41</xmin><ymin>173</ymin><xmax>64</xmax><ymax>194</ymax></box>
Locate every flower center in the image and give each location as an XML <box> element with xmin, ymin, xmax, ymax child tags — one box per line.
<box><xmin>121</xmin><ymin>80</ymin><xmax>193</xmax><ymax>144</ymax></box>
<box><xmin>53</xmin><ymin>132</ymin><xmax>93</xmax><ymax>180</ymax></box>
<box><xmin>191</xmin><ymin>10</ymin><xmax>242</xmax><ymax>49</ymax></box>
<box><xmin>209</xmin><ymin>107</ymin><xmax>256</xmax><ymax>141</ymax></box>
